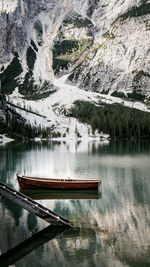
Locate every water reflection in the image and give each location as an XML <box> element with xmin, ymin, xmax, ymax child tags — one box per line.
<box><xmin>1</xmin><ymin>197</ymin><xmax>22</xmax><ymax>226</ymax></box>
<box><xmin>0</xmin><ymin>140</ymin><xmax>150</xmax><ymax>266</ymax></box>
<box><xmin>21</xmin><ymin>189</ymin><xmax>101</xmax><ymax>200</ymax></box>
<box><xmin>0</xmin><ymin>224</ymin><xmax>69</xmax><ymax>267</ymax></box>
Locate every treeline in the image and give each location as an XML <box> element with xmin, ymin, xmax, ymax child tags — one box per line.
<box><xmin>69</xmin><ymin>101</ymin><xmax>150</xmax><ymax>139</ymax></box>
<box><xmin>120</xmin><ymin>2</ymin><xmax>150</xmax><ymax>20</ymax></box>
<box><xmin>0</xmin><ymin>114</ymin><xmax>53</xmax><ymax>140</ymax></box>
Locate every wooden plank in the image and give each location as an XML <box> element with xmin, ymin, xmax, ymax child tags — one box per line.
<box><xmin>0</xmin><ymin>181</ymin><xmax>71</xmax><ymax>227</ymax></box>
<box><xmin>0</xmin><ymin>225</ymin><xmax>68</xmax><ymax>267</ymax></box>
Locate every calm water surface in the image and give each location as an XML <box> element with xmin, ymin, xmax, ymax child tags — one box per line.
<box><xmin>0</xmin><ymin>140</ymin><xmax>150</xmax><ymax>267</ymax></box>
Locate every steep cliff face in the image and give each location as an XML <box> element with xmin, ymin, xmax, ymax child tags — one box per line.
<box><xmin>0</xmin><ymin>0</ymin><xmax>150</xmax><ymax>98</ymax></box>
<box><xmin>0</xmin><ymin>0</ymin><xmax>150</xmax><ymax>135</ymax></box>
<box><xmin>0</xmin><ymin>0</ymin><xmax>70</xmax><ymax>99</ymax></box>
<box><xmin>68</xmin><ymin>0</ymin><xmax>150</xmax><ymax>100</ymax></box>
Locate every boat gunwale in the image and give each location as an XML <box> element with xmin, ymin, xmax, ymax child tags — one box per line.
<box><xmin>17</xmin><ymin>175</ymin><xmax>101</xmax><ymax>184</ymax></box>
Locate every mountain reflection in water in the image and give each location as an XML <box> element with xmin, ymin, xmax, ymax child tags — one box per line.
<box><xmin>0</xmin><ymin>140</ymin><xmax>150</xmax><ymax>267</ymax></box>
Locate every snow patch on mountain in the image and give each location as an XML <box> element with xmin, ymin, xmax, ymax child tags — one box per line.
<box><xmin>0</xmin><ymin>134</ymin><xmax>14</xmax><ymax>145</ymax></box>
<box><xmin>7</xmin><ymin>74</ymin><xmax>150</xmax><ymax>141</ymax></box>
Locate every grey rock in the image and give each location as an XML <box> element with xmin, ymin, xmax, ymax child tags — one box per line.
<box><xmin>0</xmin><ymin>0</ymin><xmax>150</xmax><ymax>104</ymax></box>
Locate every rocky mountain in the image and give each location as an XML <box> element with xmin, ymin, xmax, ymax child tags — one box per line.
<box><xmin>0</xmin><ymin>0</ymin><xmax>150</xmax><ymax>137</ymax></box>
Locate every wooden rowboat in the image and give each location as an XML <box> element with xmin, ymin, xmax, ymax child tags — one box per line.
<box><xmin>17</xmin><ymin>174</ymin><xmax>101</xmax><ymax>190</ymax></box>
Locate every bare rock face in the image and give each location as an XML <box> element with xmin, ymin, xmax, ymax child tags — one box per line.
<box><xmin>0</xmin><ymin>0</ymin><xmax>70</xmax><ymax>100</ymax></box>
<box><xmin>67</xmin><ymin>0</ymin><xmax>150</xmax><ymax>100</ymax></box>
<box><xmin>0</xmin><ymin>0</ymin><xmax>150</xmax><ymax>102</ymax></box>
<box><xmin>0</xmin><ymin>0</ymin><xmax>71</xmax><ymax>79</ymax></box>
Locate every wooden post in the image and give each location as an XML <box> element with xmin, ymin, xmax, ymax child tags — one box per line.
<box><xmin>0</xmin><ymin>181</ymin><xmax>71</xmax><ymax>227</ymax></box>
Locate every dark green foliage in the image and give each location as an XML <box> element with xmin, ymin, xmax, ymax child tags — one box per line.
<box><xmin>69</xmin><ymin>101</ymin><xmax>150</xmax><ymax>139</ymax></box>
<box><xmin>16</xmin><ymin>44</ymin><xmax>54</xmax><ymax>100</ymax></box>
<box><xmin>63</xmin><ymin>15</ymin><xmax>93</xmax><ymax>28</ymax></box>
<box><xmin>72</xmin><ymin>17</ymin><xmax>93</xmax><ymax>28</ymax></box>
<box><xmin>24</xmin><ymin>89</ymin><xmax>56</xmax><ymax>100</ymax></box>
<box><xmin>1</xmin><ymin>53</ymin><xmax>23</xmax><ymax>94</ymax></box>
<box><xmin>1</xmin><ymin>66</ymin><xmax>4</xmax><ymax>71</ymax></box>
<box><xmin>127</xmin><ymin>92</ymin><xmax>145</xmax><ymax>102</ymax></box>
<box><xmin>51</xmin><ymin>131</ymin><xmax>61</xmax><ymax>138</ymax></box>
<box><xmin>53</xmin><ymin>58</ymin><xmax>69</xmax><ymax>74</ymax></box>
<box><xmin>133</xmin><ymin>70</ymin><xmax>150</xmax><ymax>90</ymax></box>
<box><xmin>0</xmin><ymin>114</ymin><xmax>53</xmax><ymax>140</ymax></box>
<box><xmin>92</xmin><ymin>79</ymin><xmax>101</xmax><ymax>91</ymax></box>
<box><xmin>0</xmin><ymin>122</ymin><xmax>7</xmax><ymax>135</ymax></box>
<box><xmin>130</xmin><ymin>71</ymin><xmax>150</xmax><ymax>101</ymax></box>
<box><xmin>0</xmin><ymin>102</ymin><xmax>53</xmax><ymax>141</ymax></box>
<box><xmin>53</xmin><ymin>40</ymin><xmax>79</xmax><ymax>73</ymax></box>
<box><xmin>26</xmin><ymin>46</ymin><xmax>37</xmax><ymax>70</ymax></box>
<box><xmin>53</xmin><ymin>40</ymin><xmax>79</xmax><ymax>57</ymax></box>
<box><xmin>68</xmin><ymin>72</ymin><xmax>75</xmax><ymax>81</ymax></box>
<box><xmin>75</xmin><ymin>126</ymin><xmax>81</xmax><ymax>137</ymax></box>
<box><xmin>100</xmin><ymin>89</ymin><xmax>110</xmax><ymax>95</ymax></box>
<box><xmin>120</xmin><ymin>2</ymin><xmax>150</xmax><ymax>20</ymax></box>
<box><xmin>0</xmin><ymin>108</ymin><xmax>36</xmax><ymax>139</ymax></box>
<box><xmin>111</xmin><ymin>90</ymin><xmax>146</xmax><ymax>102</ymax></box>
<box><xmin>83</xmin><ymin>73</ymin><xmax>91</xmax><ymax>87</ymax></box>
<box><xmin>19</xmin><ymin>70</ymin><xmax>33</xmax><ymax>95</ymax></box>
<box><xmin>68</xmin><ymin>67</ymin><xmax>81</xmax><ymax>82</ymax></box>
<box><xmin>19</xmin><ymin>70</ymin><xmax>56</xmax><ymax>100</ymax></box>
<box><xmin>53</xmin><ymin>13</ymin><xmax>94</xmax><ymax>74</ymax></box>
<box><xmin>111</xmin><ymin>91</ymin><xmax>126</xmax><ymax>98</ymax></box>
<box><xmin>20</xmin><ymin>45</ymin><xmax>54</xmax><ymax>99</ymax></box>
<box><xmin>133</xmin><ymin>70</ymin><xmax>150</xmax><ymax>81</ymax></box>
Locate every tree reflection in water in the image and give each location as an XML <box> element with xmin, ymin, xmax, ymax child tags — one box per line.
<box><xmin>0</xmin><ymin>140</ymin><xmax>150</xmax><ymax>266</ymax></box>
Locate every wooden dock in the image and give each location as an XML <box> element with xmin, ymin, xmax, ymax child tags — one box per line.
<box><xmin>0</xmin><ymin>181</ymin><xmax>71</xmax><ymax>227</ymax></box>
<box><xmin>0</xmin><ymin>225</ymin><xmax>68</xmax><ymax>267</ymax></box>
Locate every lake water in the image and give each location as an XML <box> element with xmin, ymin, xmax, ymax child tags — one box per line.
<box><xmin>0</xmin><ymin>140</ymin><xmax>150</xmax><ymax>267</ymax></box>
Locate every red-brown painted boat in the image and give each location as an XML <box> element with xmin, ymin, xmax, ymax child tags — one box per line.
<box><xmin>17</xmin><ymin>174</ymin><xmax>101</xmax><ymax>190</ymax></box>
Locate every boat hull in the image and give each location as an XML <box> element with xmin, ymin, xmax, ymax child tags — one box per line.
<box><xmin>17</xmin><ymin>175</ymin><xmax>101</xmax><ymax>190</ymax></box>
